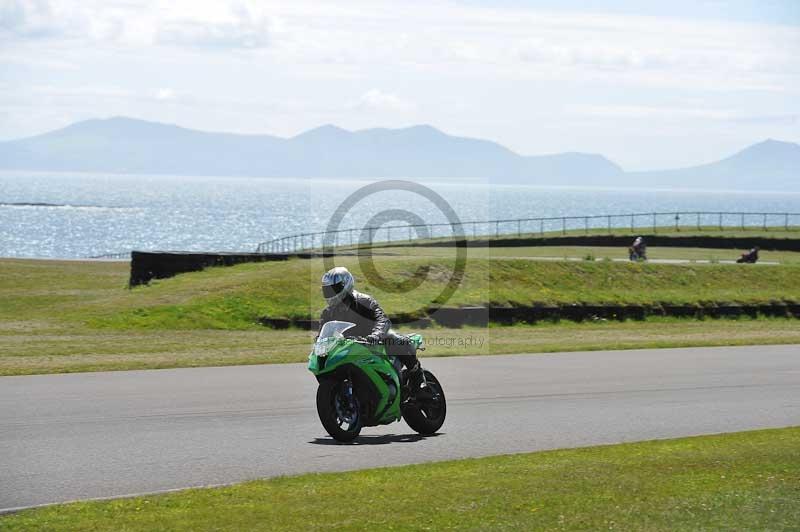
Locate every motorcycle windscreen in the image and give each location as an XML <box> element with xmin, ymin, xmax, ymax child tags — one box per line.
<box><xmin>317</xmin><ymin>320</ymin><xmax>356</xmax><ymax>340</ymax></box>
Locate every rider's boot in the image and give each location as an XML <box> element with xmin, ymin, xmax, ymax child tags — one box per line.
<box><xmin>406</xmin><ymin>361</ymin><xmax>427</xmax><ymax>389</ymax></box>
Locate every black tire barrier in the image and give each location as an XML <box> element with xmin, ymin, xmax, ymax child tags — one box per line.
<box><xmin>393</xmin><ymin>317</ymin><xmax>434</xmax><ymax>329</ymax></box>
<box><xmin>429</xmin><ymin>306</ymin><xmax>489</xmax><ymax>327</ymax></box>
<box><xmin>402</xmin><ymin>234</ymin><xmax>800</xmax><ymax>252</ymax></box>
<box><xmin>129</xmin><ymin>251</ymin><xmax>290</xmax><ymax>286</ymax></box>
<box><xmin>660</xmin><ymin>304</ymin><xmax>700</xmax><ymax>319</ymax></box>
<box><xmin>257</xmin><ymin>317</ymin><xmax>291</xmax><ymax>329</ymax></box>
<box><xmin>128</xmin><ymin>250</ymin><xmax>344</xmax><ymax>286</ymax></box>
<box><xmin>757</xmin><ymin>303</ymin><xmax>790</xmax><ymax>317</ymax></box>
<box><xmin>291</xmin><ymin>319</ymin><xmax>319</xmax><ymax>331</ymax></box>
<box><xmin>256</xmin><ymin>300</ymin><xmax>799</xmax><ymax>330</ymax></box>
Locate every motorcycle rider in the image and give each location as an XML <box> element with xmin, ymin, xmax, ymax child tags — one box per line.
<box><xmin>630</xmin><ymin>236</ymin><xmax>647</xmax><ymax>261</ymax></box>
<box><xmin>318</xmin><ymin>266</ymin><xmax>425</xmax><ymax>385</ymax></box>
<box><xmin>737</xmin><ymin>246</ymin><xmax>759</xmax><ymax>263</ymax></box>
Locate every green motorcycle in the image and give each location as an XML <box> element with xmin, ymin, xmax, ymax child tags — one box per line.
<box><xmin>308</xmin><ymin>321</ymin><xmax>447</xmax><ymax>442</ymax></box>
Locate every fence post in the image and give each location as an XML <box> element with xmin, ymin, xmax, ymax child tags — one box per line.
<box><xmin>517</xmin><ymin>219</ymin><xmax>521</xmax><ymax>236</ymax></box>
<box><xmin>675</xmin><ymin>214</ymin><xmax>680</xmax><ymax>232</ymax></box>
<box><xmin>495</xmin><ymin>220</ymin><xmax>499</xmax><ymax>237</ymax></box>
<box><xmin>696</xmin><ymin>212</ymin><xmax>700</xmax><ymax>230</ymax></box>
<box><xmin>630</xmin><ymin>214</ymin><xmax>634</xmax><ymax>232</ymax></box>
<box><xmin>741</xmin><ymin>213</ymin><xmax>745</xmax><ymax>231</ymax></box>
<box><xmin>562</xmin><ymin>217</ymin><xmax>566</xmax><ymax>235</ymax></box>
<box><xmin>763</xmin><ymin>213</ymin><xmax>767</xmax><ymax>231</ymax></box>
<box><xmin>584</xmin><ymin>216</ymin><xmax>588</xmax><ymax>235</ymax></box>
<box><xmin>786</xmin><ymin>213</ymin><xmax>790</xmax><ymax>231</ymax></box>
<box><xmin>540</xmin><ymin>219</ymin><xmax>544</xmax><ymax>238</ymax></box>
<box><xmin>652</xmin><ymin>213</ymin><xmax>657</xmax><ymax>233</ymax></box>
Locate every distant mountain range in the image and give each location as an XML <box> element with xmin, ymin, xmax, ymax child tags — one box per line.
<box><xmin>0</xmin><ymin>116</ymin><xmax>797</xmax><ymax>190</ymax></box>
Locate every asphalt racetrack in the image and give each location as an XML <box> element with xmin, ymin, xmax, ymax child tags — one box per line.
<box><xmin>2</xmin><ymin>345</ymin><xmax>799</xmax><ymax>511</ymax></box>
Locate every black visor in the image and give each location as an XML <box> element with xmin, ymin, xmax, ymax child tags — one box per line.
<box><xmin>322</xmin><ymin>282</ymin><xmax>345</xmax><ymax>299</ymax></box>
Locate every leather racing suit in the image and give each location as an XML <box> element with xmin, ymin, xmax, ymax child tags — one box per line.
<box><xmin>317</xmin><ymin>289</ymin><xmax>419</xmax><ymax>370</ymax></box>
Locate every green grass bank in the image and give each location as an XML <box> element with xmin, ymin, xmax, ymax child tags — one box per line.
<box><xmin>2</xmin><ymin>254</ymin><xmax>800</xmax><ymax>375</ymax></box>
<box><xmin>3</xmin><ymin>427</ymin><xmax>798</xmax><ymax>531</ymax></box>
<box><xmin>3</xmin><ymin>256</ymin><xmax>797</xmax><ymax>330</ymax></box>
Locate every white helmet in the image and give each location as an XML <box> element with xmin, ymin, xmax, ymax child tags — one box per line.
<box><xmin>321</xmin><ymin>267</ymin><xmax>354</xmax><ymax>306</ymax></box>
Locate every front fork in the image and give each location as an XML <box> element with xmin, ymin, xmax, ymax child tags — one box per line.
<box><xmin>336</xmin><ymin>378</ymin><xmax>358</xmax><ymax>424</ymax></box>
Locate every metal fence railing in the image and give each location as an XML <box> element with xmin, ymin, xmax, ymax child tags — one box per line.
<box><xmin>88</xmin><ymin>251</ymin><xmax>132</xmax><ymax>260</ymax></box>
<box><xmin>255</xmin><ymin>211</ymin><xmax>800</xmax><ymax>254</ymax></box>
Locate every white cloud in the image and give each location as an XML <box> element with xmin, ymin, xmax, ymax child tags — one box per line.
<box><xmin>514</xmin><ymin>39</ymin><xmax>675</xmax><ymax>70</ymax></box>
<box><xmin>353</xmin><ymin>89</ymin><xmax>414</xmax><ymax>112</ymax></box>
<box><xmin>570</xmin><ymin>104</ymin><xmax>735</xmax><ymax>120</ymax></box>
<box><xmin>156</xmin><ymin>4</ymin><xmax>271</xmax><ymax>49</ymax></box>
<box><xmin>730</xmin><ymin>113</ymin><xmax>799</xmax><ymax>125</ymax></box>
<box><xmin>155</xmin><ymin>88</ymin><xmax>175</xmax><ymax>100</ymax></box>
<box><xmin>0</xmin><ymin>0</ymin><xmax>79</xmax><ymax>39</ymax></box>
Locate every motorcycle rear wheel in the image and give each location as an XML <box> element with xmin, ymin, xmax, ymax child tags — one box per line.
<box><xmin>402</xmin><ymin>370</ymin><xmax>446</xmax><ymax>435</ymax></box>
<box><xmin>317</xmin><ymin>379</ymin><xmax>362</xmax><ymax>442</ymax></box>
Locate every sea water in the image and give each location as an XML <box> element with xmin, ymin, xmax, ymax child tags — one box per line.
<box><xmin>1</xmin><ymin>171</ymin><xmax>798</xmax><ymax>258</ymax></box>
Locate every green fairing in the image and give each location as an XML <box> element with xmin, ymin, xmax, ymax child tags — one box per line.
<box><xmin>308</xmin><ymin>339</ymin><xmax>402</xmax><ymax>425</ymax></box>
<box><xmin>408</xmin><ymin>333</ymin><xmax>424</xmax><ymax>350</ymax></box>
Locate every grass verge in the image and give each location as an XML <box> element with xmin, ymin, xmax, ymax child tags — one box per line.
<box><xmin>3</xmin><ymin>317</ymin><xmax>800</xmax><ymax>376</ymax></box>
<box><xmin>3</xmin><ymin>427</ymin><xmax>798</xmax><ymax>531</ymax></box>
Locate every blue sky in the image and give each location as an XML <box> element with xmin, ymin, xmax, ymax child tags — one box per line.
<box><xmin>1</xmin><ymin>0</ymin><xmax>798</xmax><ymax>170</ymax></box>
<box><xmin>462</xmin><ymin>0</ymin><xmax>800</xmax><ymax>26</ymax></box>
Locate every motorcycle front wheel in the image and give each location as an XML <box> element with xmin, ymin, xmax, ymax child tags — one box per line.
<box><xmin>402</xmin><ymin>370</ymin><xmax>446</xmax><ymax>435</ymax></box>
<box><xmin>316</xmin><ymin>379</ymin><xmax>362</xmax><ymax>442</ymax></box>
